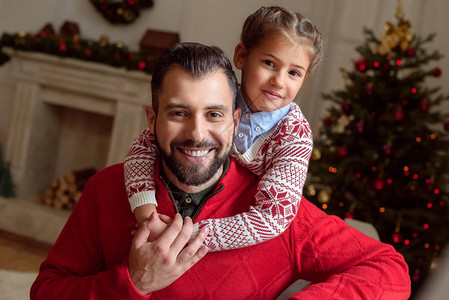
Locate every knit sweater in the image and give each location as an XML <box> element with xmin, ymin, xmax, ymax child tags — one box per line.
<box><xmin>124</xmin><ymin>102</ymin><xmax>313</xmax><ymax>251</ymax></box>
<box><xmin>31</xmin><ymin>161</ymin><xmax>411</xmax><ymax>299</ymax></box>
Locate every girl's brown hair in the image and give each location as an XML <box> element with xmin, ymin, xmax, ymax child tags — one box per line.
<box><xmin>240</xmin><ymin>6</ymin><xmax>324</xmax><ymax>72</ymax></box>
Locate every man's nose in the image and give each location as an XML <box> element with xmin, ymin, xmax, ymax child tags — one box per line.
<box><xmin>186</xmin><ymin>115</ymin><xmax>207</xmax><ymax>142</ymax></box>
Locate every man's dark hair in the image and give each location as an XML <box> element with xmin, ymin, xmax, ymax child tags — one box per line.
<box><xmin>151</xmin><ymin>42</ymin><xmax>238</xmax><ymax>113</ymax></box>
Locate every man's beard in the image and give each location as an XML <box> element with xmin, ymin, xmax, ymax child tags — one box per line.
<box><xmin>155</xmin><ymin>135</ymin><xmax>232</xmax><ymax>186</ymax></box>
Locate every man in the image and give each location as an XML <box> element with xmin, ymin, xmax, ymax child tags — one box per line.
<box><xmin>31</xmin><ymin>43</ymin><xmax>411</xmax><ymax>299</ymax></box>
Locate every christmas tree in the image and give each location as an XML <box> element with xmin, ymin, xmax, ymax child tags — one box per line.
<box><xmin>305</xmin><ymin>2</ymin><xmax>449</xmax><ymax>296</ymax></box>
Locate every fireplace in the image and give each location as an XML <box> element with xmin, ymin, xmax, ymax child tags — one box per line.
<box><xmin>2</xmin><ymin>50</ymin><xmax>151</xmax><ymax>197</ymax></box>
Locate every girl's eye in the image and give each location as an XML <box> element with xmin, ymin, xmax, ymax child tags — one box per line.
<box><xmin>289</xmin><ymin>70</ymin><xmax>303</xmax><ymax>78</ymax></box>
<box><xmin>263</xmin><ymin>60</ymin><xmax>274</xmax><ymax>67</ymax></box>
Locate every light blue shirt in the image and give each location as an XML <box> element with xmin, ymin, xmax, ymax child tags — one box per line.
<box><xmin>234</xmin><ymin>91</ymin><xmax>291</xmax><ymax>154</ymax></box>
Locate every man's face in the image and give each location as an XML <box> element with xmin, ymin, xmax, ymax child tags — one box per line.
<box><xmin>151</xmin><ymin>66</ymin><xmax>240</xmax><ymax>189</ymax></box>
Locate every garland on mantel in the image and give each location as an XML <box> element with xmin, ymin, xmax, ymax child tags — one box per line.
<box><xmin>0</xmin><ymin>26</ymin><xmax>158</xmax><ymax>74</ymax></box>
<box><xmin>90</xmin><ymin>0</ymin><xmax>154</xmax><ymax>24</ymax></box>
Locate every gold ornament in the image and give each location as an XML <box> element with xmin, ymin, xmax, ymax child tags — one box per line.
<box><xmin>307</xmin><ymin>185</ymin><xmax>316</xmax><ymax>197</ymax></box>
<box><xmin>124</xmin><ymin>10</ymin><xmax>136</xmax><ymax>22</ymax></box>
<box><xmin>318</xmin><ymin>190</ymin><xmax>331</xmax><ymax>204</ymax></box>
<box><xmin>98</xmin><ymin>35</ymin><xmax>109</xmax><ymax>47</ymax></box>
<box><xmin>378</xmin><ymin>0</ymin><xmax>414</xmax><ymax>55</ymax></box>
<box><xmin>312</xmin><ymin>148</ymin><xmax>322</xmax><ymax>160</ymax></box>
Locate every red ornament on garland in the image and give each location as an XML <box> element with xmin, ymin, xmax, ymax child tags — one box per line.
<box><xmin>137</xmin><ymin>61</ymin><xmax>146</xmax><ymax>71</ymax></box>
<box><xmin>433</xmin><ymin>67</ymin><xmax>442</xmax><ymax>77</ymax></box>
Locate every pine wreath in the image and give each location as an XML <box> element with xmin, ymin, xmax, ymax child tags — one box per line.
<box><xmin>89</xmin><ymin>0</ymin><xmax>154</xmax><ymax>24</ymax></box>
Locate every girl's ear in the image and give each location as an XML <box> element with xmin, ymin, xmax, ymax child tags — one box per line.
<box><xmin>233</xmin><ymin>43</ymin><xmax>247</xmax><ymax>70</ymax></box>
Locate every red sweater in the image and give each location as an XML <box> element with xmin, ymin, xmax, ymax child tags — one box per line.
<box><xmin>31</xmin><ymin>161</ymin><xmax>411</xmax><ymax>299</ymax></box>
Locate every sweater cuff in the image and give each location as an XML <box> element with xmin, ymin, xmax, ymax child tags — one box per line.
<box><xmin>129</xmin><ymin>191</ymin><xmax>158</xmax><ymax>212</ymax></box>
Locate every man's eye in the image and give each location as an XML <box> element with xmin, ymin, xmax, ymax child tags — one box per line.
<box><xmin>207</xmin><ymin>112</ymin><xmax>223</xmax><ymax>119</ymax></box>
<box><xmin>170</xmin><ymin>111</ymin><xmax>187</xmax><ymax>117</ymax></box>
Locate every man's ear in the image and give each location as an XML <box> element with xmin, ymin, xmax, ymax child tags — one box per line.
<box><xmin>233</xmin><ymin>107</ymin><xmax>241</xmax><ymax>135</ymax></box>
<box><xmin>233</xmin><ymin>43</ymin><xmax>247</xmax><ymax>70</ymax></box>
<box><xmin>144</xmin><ymin>105</ymin><xmax>156</xmax><ymax>133</ymax></box>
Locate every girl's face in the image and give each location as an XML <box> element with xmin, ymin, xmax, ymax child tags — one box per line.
<box><xmin>234</xmin><ymin>34</ymin><xmax>311</xmax><ymax>113</ymax></box>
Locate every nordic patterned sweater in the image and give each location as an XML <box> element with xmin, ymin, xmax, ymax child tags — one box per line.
<box><xmin>124</xmin><ymin>102</ymin><xmax>313</xmax><ymax>251</ymax></box>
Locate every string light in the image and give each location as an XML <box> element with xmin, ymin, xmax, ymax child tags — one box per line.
<box><xmin>416</xmin><ymin>137</ymin><xmax>421</xmax><ymax>143</ymax></box>
<box><xmin>396</xmin><ymin>59</ymin><xmax>402</xmax><ymax>66</ymax></box>
<box><xmin>387</xmin><ymin>178</ymin><xmax>393</xmax><ymax>184</ymax></box>
<box><xmin>413</xmin><ymin>174</ymin><xmax>419</xmax><ymax>179</ymax></box>
<box><xmin>371</xmin><ymin>166</ymin><xmax>377</xmax><ymax>171</ymax></box>
<box><xmin>410</xmin><ymin>185</ymin><xmax>416</xmax><ymax>191</ymax></box>
<box><xmin>424</xmin><ymin>243</ymin><xmax>430</xmax><ymax>248</ymax></box>
<box><xmin>380</xmin><ymin>207</ymin><xmax>386</xmax><ymax>213</ymax></box>
<box><xmin>434</xmin><ymin>188</ymin><xmax>440</xmax><ymax>194</ymax></box>
<box><xmin>338</xmin><ymin>202</ymin><xmax>344</xmax><ymax>207</ymax></box>
<box><xmin>411</xmin><ymin>87</ymin><xmax>418</xmax><ymax>94</ymax></box>
<box><xmin>427</xmin><ymin>203</ymin><xmax>433</xmax><ymax>208</ymax></box>
<box><xmin>430</xmin><ymin>133</ymin><xmax>436</xmax><ymax>139</ymax></box>
<box><xmin>322</xmin><ymin>204</ymin><xmax>328</xmax><ymax>209</ymax></box>
<box><xmin>423</xmin><ymin>224</ymin><xmax>429</xmax><ymax>230</ymax></box>
<box><xmin>328</xmin><ymin>166</ymin><xmax>337</xmax><ymax>173</ymax></box>
<box><xmin>404</xmin><ymin>239</ymin><xmax>410</xmax><ymax>245</ymax></box>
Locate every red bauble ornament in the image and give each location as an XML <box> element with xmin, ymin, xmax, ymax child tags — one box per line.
<box><xmin>342</xmin><ymin>102</ymin><xmax>352</xmax><ymax>114</ymax></box>
<box><xmin>365</xmin><ymin>86</ymin><xmax>374</xmax><ymax>95</ymax></box>
<box><xmin>323</xmin><ymin>117</ymin><xmax>332</xmax><ymax>127</ymax></box>
<box><xmin>59</xmin><ymin>43</ymin><xmax>67</xmax><ymax>51</ymax></box>
<box><xmin>394</xmin><ymin>107</ymin><xmax>404</xmax><ymax>120</ymax></box>
<box><xmin>433</xmin><ymin>67</ymin><xmax>442</xmax><ymax>77</ymax></box>
<box><xmin>355</xmin><ymin>59</ymin><xmax>367</xmax><ymax>72</ymax></box>
<box><xmin>137</xmin><ymin>61</ymin><xmax>146</xmax><ymax>71</ymax></box>
<box><xmin>383</xmin><ymin>144</ymin><xmax>392</xmax><ymax>155</ymax></box>
<box><xmin>392</xmin><ymin>233</ymin><xmax>403</xmax><ymax>243</ymax></box>
<box><xmin>406</xmin><ymin>47</ymin><xmax>416</xmax><ymax>57</ymax></box>
<box><xmin>355</xmin><ymin>121</ymin><xmax>364</xmax><ymax>133</ymax></box>
<box><xmin>420</xmin><ymin>100</ymin><xmax>430</xmax><ymax>112</ymax></box>
<box><xmin>373</xmin><ymin>179</ymin><xmax>384</xmax><ymax>190</ymax></box>
<box><xmin>337</xmin><ymin>146</ymin><xmax>348</xmax><ymax>158</ymax></box>
<box><xmin>444</xmin><ymin>121</ymin><xmax>449</xmax><ymax>131</ymax></box>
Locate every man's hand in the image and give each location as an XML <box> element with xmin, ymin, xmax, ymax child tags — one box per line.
<box><xmin>128</xmin><ymin>212</ymin><xmax>209</xmax><ymax>295</ymax></box>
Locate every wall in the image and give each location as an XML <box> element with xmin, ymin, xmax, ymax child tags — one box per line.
<box><xmin>1</xmin><ymin>0</ymin><xmax>448</xmax><ymax>135</ymax></box>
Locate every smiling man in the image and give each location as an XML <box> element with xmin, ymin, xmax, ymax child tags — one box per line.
<box><xmin>31</xmin><ymin>43</ymin><xmax>411</xmax><ymax>299</ymax></box>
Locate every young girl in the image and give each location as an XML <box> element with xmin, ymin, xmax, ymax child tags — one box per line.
<box><xmin>125</xmin><ymin>6</ymin><xmax>323</xmax><ymax>251</ymax></box>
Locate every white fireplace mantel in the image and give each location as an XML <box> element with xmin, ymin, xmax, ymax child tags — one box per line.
<box><xmin>2</xmin><ymin>50</ymin><xmax>151</xmax><ymax>197</ymax></box>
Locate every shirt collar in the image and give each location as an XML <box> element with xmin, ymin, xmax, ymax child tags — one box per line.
<box><xmin>236</xmin><ymin>91</ymin><xmax>292</xmax><ymax>133</ymax></box>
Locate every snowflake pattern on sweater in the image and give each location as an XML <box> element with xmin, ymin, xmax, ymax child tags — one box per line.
<box><xmin>124</xmin><ymin>103</ymin><xmax>313</xmax><ymax>251</ymax></box>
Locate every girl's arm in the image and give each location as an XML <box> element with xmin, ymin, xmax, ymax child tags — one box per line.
<box><xmin>196</xmin><ymin>104</ymin><xmax>313</xmax><ymax>251</ymax></box>
<box><xmin>124</xmin><ymin>129</ymin><xmax>158</xmax><ymax>223</ymax></box>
